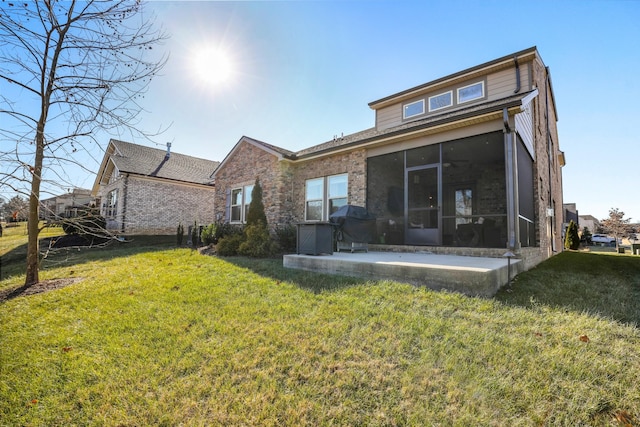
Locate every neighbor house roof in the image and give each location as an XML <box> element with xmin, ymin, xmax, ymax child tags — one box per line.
<box><xmin>93</xmin><ymin>140</ymin><xmax>219</xmax><ymax>194</ymax></box>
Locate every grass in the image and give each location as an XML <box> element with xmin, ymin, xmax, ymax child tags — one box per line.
<box><xmin>1</xmin><ymin>228</ymin><xmax>639</xmax><ymax>426</ymax></box>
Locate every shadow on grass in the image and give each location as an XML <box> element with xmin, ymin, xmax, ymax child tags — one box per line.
<box><xmin>223</xmin><ymin>256</ymin><xmax>368</xmax><ymax>294</ymax></box>
<box><xmin>495</xmin><ymin>251</ymin><xmax>640</xmax><ymax>326</ymax></box>
<box><xmin>1</xmin><ymin>234</ymin><xmax>179</xmax><ymax>289</ymax></box>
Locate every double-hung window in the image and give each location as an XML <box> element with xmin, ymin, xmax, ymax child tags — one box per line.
<box><xmin>230</xmin><ymin>184</ymin><xmax>254</xmax><ymax>223</ymax></box>
<box><xmin>305</xmin><ymin>173</ymin><xmax>348</xmax><ymax>221</ymax></box>
<box><xmin>105</xmin><ymin>189</ymin><xmax>118</xmax><ymax>218</ymax></box>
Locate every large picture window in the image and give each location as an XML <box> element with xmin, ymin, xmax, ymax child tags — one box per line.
<box><xmin>305</xmin><ymin>174</ymin><xmax>348</xmax><ymax>221</ymax></box>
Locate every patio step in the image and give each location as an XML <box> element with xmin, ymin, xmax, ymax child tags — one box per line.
<box><xmin>283</xmin><ymin>251</ymin><xmax>522</xmax><ymax>297</ymax></box>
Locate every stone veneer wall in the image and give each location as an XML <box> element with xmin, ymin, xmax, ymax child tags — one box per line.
<box><xmin>213</xmin><ymin>142</ymin><xmax>295</xmax><ymax>227</ymax></box>
<box><xmin>117</xmin><ymin>175</ymin><xmax>215</xmax><ymax>235</ymax></box>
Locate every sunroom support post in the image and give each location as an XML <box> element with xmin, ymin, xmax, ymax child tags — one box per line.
<box><xmin>503</xmin><ymin>108</ymin><xmax>520</xmax><ymax>251</ymax></box>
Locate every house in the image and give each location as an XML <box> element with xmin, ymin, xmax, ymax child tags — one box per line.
<box><xmin>92</xmin><ymin>139</ymin><xmax>219</xmax><ymax>235</ymax></box>
<box><xmin>212</xmin><ymin>47</ymin><xmax>564</xmax><ymax>269</ymax></box>
<box><xmin>578</xmin><ymin>215</ymin><xmax>600</xmax><ymax>235</ymax></box>
<box><xmin>40</xmin><ymin>187</ymin><xmax>94</xmax><ymax>220</ymax></box>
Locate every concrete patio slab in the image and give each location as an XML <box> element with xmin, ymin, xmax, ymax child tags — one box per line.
<box><xmin>283</xmin><ymin>251</ymin><xmax>522</xmax><ymax>297</ymax></box>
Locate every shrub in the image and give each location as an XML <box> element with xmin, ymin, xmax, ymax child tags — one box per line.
<box><xmin>190</xmin><ymin>221</ymin><xmax>199</xmax><ymax>247</ymax></box>
<box><xmin>274</xmin><ymin>223</ymin><xmax>297</xmax><ymax>253</ymax></box>
<box><xmin>216</xmin><ymin>233</ymin><xmax>244</xmax><ymax>256</ymax></box>
<box><xmin>564</xmin><ymin>220</ymin><xmax>580</xmax><ymax>250</ymax></box>
<box><xmin>246</xmin><ymin>178</ymin><xmax>267</xmax><ymax>227</ymax></box>
<box><xmin>200</xmin><ymin>223</ymin><xmax>217</xmax><ymax>245</ymax></box>
<box><xmin>238</xmin><ymin>223</ymin><xmax>279</xmax><ymax>258</ymax></box>
<box><xmin>177</xmin><ymin>223</ymin><xmax>184</xmax><ymax>246</ymax></box>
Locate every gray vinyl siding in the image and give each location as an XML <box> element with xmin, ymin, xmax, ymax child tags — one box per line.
<box><xmin>374</xmin><ymin>62</ymin><xmax>532</xmax><ymax>131</ymax></box>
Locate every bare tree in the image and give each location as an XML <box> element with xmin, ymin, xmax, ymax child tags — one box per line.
<box><xmin>601</xmin><ymin>208</ymin><xmax>632</xmax><ymax>252</ymax></box>
<box><xmin>0</xmin><ymin>1</ymin><xmax>167</xmax><ymax>286</ymax></box>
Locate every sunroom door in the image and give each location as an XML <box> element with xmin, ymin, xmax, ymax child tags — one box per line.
<box><xmin>405</xmin><ymin>166</ymin><xmax>440</xmax><ymax>245</ymax></box>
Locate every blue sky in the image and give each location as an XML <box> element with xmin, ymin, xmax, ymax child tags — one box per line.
<box><xmin>10</xmin><ymin>0</ymin><xmax>640</xmax><ymax>222</ymax></box>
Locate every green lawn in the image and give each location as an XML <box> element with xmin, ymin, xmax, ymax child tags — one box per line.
<box><xmin>1</xmin><ymin>228</ymin><xmax>639</xmax><ymax>426</ymax></box>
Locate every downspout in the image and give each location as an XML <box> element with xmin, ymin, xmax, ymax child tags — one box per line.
<box><xmin>121</xmin><ymin>173</ymin><xmax>128</xmax><ymax>234</ymax></box>
<box><xmin>513</xmin><ymin>56</ymin><xmax>521</xmax><ymax>94</ymax></box>
<box><xmin>503</xmin><ymin>108</ymin><xmax>519</xmax><ymax>251</ymax></box>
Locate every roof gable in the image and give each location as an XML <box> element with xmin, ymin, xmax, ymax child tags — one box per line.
<box><xmin>212</xmin><ymin>136</ymin><xmax>294</xmax><ymax>177</ymax></box>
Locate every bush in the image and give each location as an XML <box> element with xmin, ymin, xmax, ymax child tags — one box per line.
<box><xmin>564</xmin><ymin>220</ymin><xmax>580</xmax><ymax>250</ymax></box>
<box><xmin>216</xmin><ymin>233</ymin><xmax>244</xmax><ymax>256</ymax></box>
<box><xmin>177</xmin><ymin>223</ymin><xmax>184</xmax><ymax>246</ymax></box>
<box><xmin>200</xmin><ymin>223</ymin><xmax>217</xmax><ymax>245</ymax></box>
<box><xmin>238</xmin><ymin>223</ymin><xmax>279</xmax><ymax>258</ymax></box>
<box><xmin>274</xmin><ymin>223</ymin><xmax>297</xmax><ymax>253</ymax></box>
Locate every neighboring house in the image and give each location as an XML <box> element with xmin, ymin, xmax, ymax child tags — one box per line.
<box><xmin>92</xmin><ymin>140</ymin><xmax>219</xmax><ymax>235</ymax></box>
<box><xmin>213</xmin><ymin>47</ymin><xmax>564</xmax><ymax>268</ymax></box>
<box><xmin>579</xmin><ymin>215</ymin><xmax>600</xmax><ymax>235</ymax></box>
<box><xmin>40</xmin><ymin>188</ymin><xmax>94</xmax><ymax>220</ymax></box>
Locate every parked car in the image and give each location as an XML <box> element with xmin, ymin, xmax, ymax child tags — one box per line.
<box><xmin>591</xmin><ymin>234</ymin><xmax>616</xmax><ymax>245</ymax></box>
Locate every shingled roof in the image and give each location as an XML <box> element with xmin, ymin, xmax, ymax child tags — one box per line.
<box><xmin>108</xmin><ymin>139</ymin><xmax>218</xmax><ymax>185</ymax></box>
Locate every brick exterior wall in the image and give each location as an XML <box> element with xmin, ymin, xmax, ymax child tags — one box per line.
<box><xmin>213</xmin><ymin>142</ymin><xmax>295</xmax><ymax>227</ymax></box>
<box><xmin>531</xmin><ymin>59</ymin><xmax>564</xmax><ymax>257</ymax></box>
<box><xmin>99</xmin><ymin>174</ymin><xmax>214</xmax><ymax>235</ymax></box>
<box><xmin>290</xmin><ymin>149</ymin><xmax>367</xmax><ymax>223</ymax></box>
<box><xmin>214</xmin><ymin>142</ymin><xmax>368</xmax><ymax>228</ymax></box>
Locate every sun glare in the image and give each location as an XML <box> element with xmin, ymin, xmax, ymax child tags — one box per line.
<box><xmin>191</xmin><ymin>47</ymin><xmax>233</xmax><ymax>86</ymax></box>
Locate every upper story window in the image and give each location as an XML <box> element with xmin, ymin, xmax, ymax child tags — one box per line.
<box><xmin>403</xmin><ymin>99</ymin><xmax>425</xmax><ymax>119</ymax></box>
<box><xmin>429</xmin><ymin>91</ymin><xmax>453</xmax><ymax>112</ymax></box>
<box><xmin>305</xmin><ymin>173</ymin><xmax>348</xmax><ymax>221</ymax></box>
<box><xmin>457</xmin><ymin>81</ymin><xmax>484</xmax><ymax>104</ymax></box>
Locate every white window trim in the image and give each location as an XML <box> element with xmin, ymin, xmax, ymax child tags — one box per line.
<box><xmin>230</xmin><ymin>185</ymin><xmax>254</xmax><ymax>223</ymax></box>
<box><xmin>428</xmin><ymin>90</ymin><xmax>453</xmax><ymax>112</ymax></box>
<box><xmin>457</xmin><ymin>81</ymin><xmax>484</xmax><ymax>104</ymax></box>
<box><xmin>230</xmin><ymin>188</ymin><xmax>243</xmax><ymax>223</ymax></box>
<box><xmin>403</xmin><ymin>99</ymin><xmax>425</xmax><ymax>120</ymax></box>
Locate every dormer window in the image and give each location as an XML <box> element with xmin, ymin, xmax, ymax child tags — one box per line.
<box><xmin>403</xmin><ymin>99</ymin><xmax>425</xmax><ymax>119</ymax></box>
<box><xmin>458</xmin><ymin>81</ymin><xmax>484</xmax><ymax>104</ymax></box>
<box><xmin>428</xmin><ymin>91</ymin><xmax>453</xmax><ymax>112</ymax></box>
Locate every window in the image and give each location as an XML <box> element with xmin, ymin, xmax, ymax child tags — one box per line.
<box><xmin>231</xmin><ymin>188</ymin><xmax>243</xmax><ymax>222</ymax></box>
<box><xmin>230</xmin><ymin>185</ymin><xmax>254</xmax><ymax>223</ymax></box>
<box><xmin>455</xmin><ymin>188</ymin><xmax>473</xmax><ymax>225</ymax></box>
<box><xmin>428</xmin><ymin>91</ymin><xmax>453</xmax><ymax>111</ymax></box>
<box><xmin>328</xmin><ymin>174</ymin><xmax>348</xmax><ymax>215</ymax></box>
<box><xmin>457</xmin><ymin>81</ymin><xmax>484</xmax><ymax>104</ymax></box>
<box><xmin>305</xmin><ymin>174</ymin><xmax>348</xmax><ymax>221</ymax></box>
<box><xmin>305</xmin><ymin>178</ymin><xmax>324</xmax><ymax>221</ymax></box>
<box><xmin>105</xmin><ymin>189</ymin><xmax>118</xmax><ymax>218</ymax></box>
<box><xmin>403</xmin><ymin>99</ymin><xmax>425</xmax><ymax>119</ymax></box>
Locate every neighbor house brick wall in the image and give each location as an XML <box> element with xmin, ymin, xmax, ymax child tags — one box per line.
<box><xmin>108</xmin><ymin>175</ymin><xmax>214</xmax><ymax>235</ymax></box>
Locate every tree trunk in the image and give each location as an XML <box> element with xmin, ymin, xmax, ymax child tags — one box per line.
<box><xmin>24</xmin><ymin>123</ymin><xmax>46</xmax><ymax>286</ymax></box>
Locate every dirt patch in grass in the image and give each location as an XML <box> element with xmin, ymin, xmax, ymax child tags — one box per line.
<box><xmin>0</xmin><ymin>277</ymin><xmax>84</xmax><ymax>303</ymax></box>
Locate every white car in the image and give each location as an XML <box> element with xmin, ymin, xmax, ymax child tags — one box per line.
<box><xmin>591</xmin><ymin>234</ymin><xmax>616</xmax><ymax>245</ymax></box>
